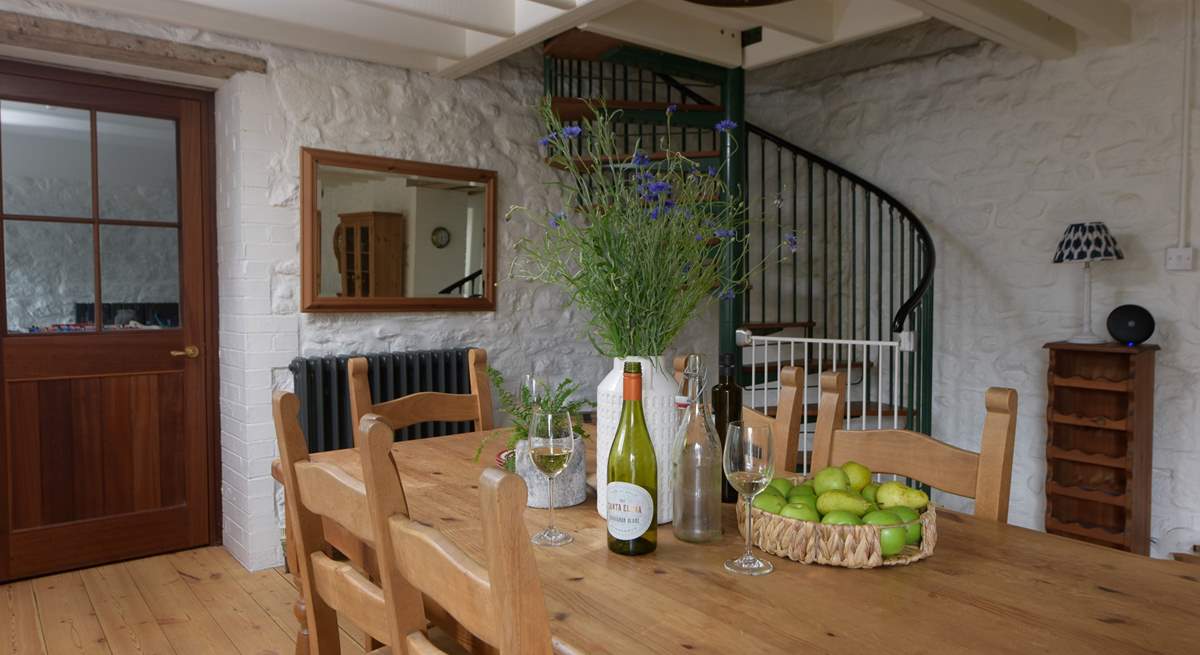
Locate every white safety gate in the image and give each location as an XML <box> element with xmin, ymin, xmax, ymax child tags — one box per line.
<box><xmin>740</xmin><ymin>330</ymin><xmax>906</xmax><ymax>481</ymax></box>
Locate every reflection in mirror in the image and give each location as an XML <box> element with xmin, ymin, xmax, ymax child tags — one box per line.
<box><xmin>316</xmin><ymin>164</ymin><xmax>487</xmax><ymax>300</ymax></box>
<box><xmin>4</xmin><ymin>220</ymin><xmax>95</xmax><ymax>333</ymax></box>
<box><xmin>98</xmin><ymin>112</ymin><xmax>178</xmax><ymax>222</ymax></box>
<box><xmin>100</xmin><ymin>225</ymin><xmax>180</xmax><ymax>329</ymax></box>
<box><xmin>1</xmin><ymin>101</ymin><xmax>92</xmax><ymax>218</ymax></box>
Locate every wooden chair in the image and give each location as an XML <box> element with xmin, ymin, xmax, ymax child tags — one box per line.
<box><xmin>358</xmin><ymin>413</ymin><xmax>555</xmax><ymax>655</ymax></box>
<box><xmin>672</xmin><ymin>356</ymin><xmax>806</xmax><ymax>474</ymax></box>
<box><xmin>811</xmin><ymin>371</ymin><xmax>1019</xmax><ymax>522</ymax></box>
<box><xmin>348</xmin><ymin>348</ymin><xmax>494</xmax><ymax>447</ymax></box>
<box><xmin>273</xmin><ymin>390</ymin><xmax>426</xmax><ymax>654</ymax></box>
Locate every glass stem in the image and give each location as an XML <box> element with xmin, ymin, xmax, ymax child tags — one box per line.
<box><xmin>744</xmin><ymin>495</ymin><xmax>754</xmax><ymax>558</ymax></box>
<box><xmin>548</xmin><ymin>476</ymin><xmax>556</xmax><ymax>532</ymax></box>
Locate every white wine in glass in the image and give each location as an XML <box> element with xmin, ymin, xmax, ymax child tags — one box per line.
<box><xmin>528</xmin><ymin>409</ymin><xmax>575</xmax><ymax>547</ymax></box>
<box><xmin>723</xmin><ymin>420</ymin><xmax>775</xmax><ymax>575</ymax></box>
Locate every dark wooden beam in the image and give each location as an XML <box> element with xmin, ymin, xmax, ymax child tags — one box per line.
<box><xmin>0</xmin><ymin>11</ymin><xmax>266</xmax><ymax>79</ymax></box>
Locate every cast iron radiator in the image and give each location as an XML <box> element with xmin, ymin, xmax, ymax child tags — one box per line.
<box><xmin>289</xmin><ymin>348</ymin><xmax>476</xmax><ymax>452</ymax></box>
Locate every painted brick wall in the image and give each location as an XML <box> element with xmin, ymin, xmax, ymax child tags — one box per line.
<box><xmin>748</xmin><ymin>1</ymin><xmax>1200</xmax><ymax>557</ymax></box>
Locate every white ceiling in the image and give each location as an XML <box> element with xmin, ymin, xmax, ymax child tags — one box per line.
<box><xmin>57</xmin><ymin>0</ymin><xmax>1132</xmax><ymax>78</ymax></box>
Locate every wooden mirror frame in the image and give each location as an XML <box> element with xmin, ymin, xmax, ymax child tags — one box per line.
<box><xmin>300</xmin><ymin>147</ymin><xmax>497</xmax><ymax>312</ymax></box>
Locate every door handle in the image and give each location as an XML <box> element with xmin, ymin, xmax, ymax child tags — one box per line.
<box><xmin>170</xmin><ymin>345</ymin><xmax>200</xmax><ymax>359</ymax></box>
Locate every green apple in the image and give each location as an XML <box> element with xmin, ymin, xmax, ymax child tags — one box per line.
<box><xmin>841</xmin><ymin>461</ymin><xmax>872</xmax><ymax>492</ymax></box>
<box><xmin>820</xmin><ymin>510</ymin><xmax>862</xmax><ymax>526</ymax></box>
<box><xmin>876</xmin><ymin>481</ymin><xmax>930</xmax><ymax>510</ymax></box>
<box><xmin>815</xmin><ymin>490</ymin><xmax>870</xmax><ymax>517</ymax></box>
<box><xmin>891</xmin><ymin>506</ymin><xmax>922</xmax><ymax>545</ymax></box>
<box><xmin>759</xmin><ymin>484</ymin><xmax>785</xmax><ymax>499</ymax></box>
<box><xmin>780</xmin><ymin>503</ymin><xmax>821</xmax><ymax>522</ymax></box>
<box><xmin>862</xmin><ymin>482</ymin><xmax>880</xmax><ymax>503</ymax></box>
<box><xmin>786</xmin><ymin>494</ymin><xmax>818</xmax><ymax>512</ymax></box>
<box><xmin>752</xmin><ymin>492</ymin><xmax>787</xmax><ymax>514</ymax></box>
<box><xmin>862</xmin><ymin>510</ymin><xmax>906</xmax><ymax>556</ymax></box>
<box><xmin>790</xmin><ymin>482</ymin><xmax>816</xmax><ymax>497</ymax></box>
<box><xmin>812</xmin><ymin>467</ymin><xmax>850</xmax><ymax>495</ymax></box>
<box><xmin>768</xmin><ymin>477</ymin><xmax>794</xmax><ymax>497</ymax></box>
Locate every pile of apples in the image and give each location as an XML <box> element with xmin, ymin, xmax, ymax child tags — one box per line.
<box><xmin>752</xmin><ymin>461</ymin><xmax>929</xmax><ymax>556</ymax></box>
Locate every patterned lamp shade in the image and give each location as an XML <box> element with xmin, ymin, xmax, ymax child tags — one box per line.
<box><xmin>1052</xmin><ymin>222</ymin><xmax>1124</xmax><ymax>263</ymax></box>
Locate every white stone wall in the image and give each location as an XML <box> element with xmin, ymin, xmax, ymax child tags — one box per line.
<box><xmin>748</xmin><ymin>0</ymin><xmax>1200</xmax><ymax>557</ymax></box>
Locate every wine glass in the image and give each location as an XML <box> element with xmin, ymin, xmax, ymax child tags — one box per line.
<box><xmin>528</xmin><ymin>409</ymin><xmax>575</xmax><ymax>547</ymax></box>
<box><xmin>723</xmin><ymin>419</ymin><xmax>775</xmax><ymax>575</ymax></box>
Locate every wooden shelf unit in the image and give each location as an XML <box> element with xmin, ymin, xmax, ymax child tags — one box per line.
<box><xmin>1043</xmin><ymin>341</ymin><xmax>1157</xmax><ymax>555</ymax></box>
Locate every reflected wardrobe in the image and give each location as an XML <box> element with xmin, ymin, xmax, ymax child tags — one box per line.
<box><xmin>0</xmin><ymin>61</ymin><xmax>217</xmax><ymax>579</ymax></box>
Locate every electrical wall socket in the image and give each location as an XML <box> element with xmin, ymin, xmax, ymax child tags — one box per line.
<box><xmin>1166</xmin><ymin>246</ymin><xmax>1195</xmax><ymax>271</ymax></box>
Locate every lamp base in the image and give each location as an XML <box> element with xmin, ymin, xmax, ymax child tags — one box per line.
<box><xmin>1067</xmin><ymin>334</ymin><xmax>1107</xmax><ymax>344</ymax></box>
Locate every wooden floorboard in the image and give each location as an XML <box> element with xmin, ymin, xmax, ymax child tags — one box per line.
<box><xmin>0</xmin><ymin>579</ymin><xmax>47</xmax><ymax>654</ymax></box>
<box><xmin>0</xmin><ymin>547</ymin><xmax>367</xmax><ymax>655</ymax></box>
<box><xmin>32</xmin><ymin>571</ymin><xmax>111</xmax><ymax>654</ymax></box>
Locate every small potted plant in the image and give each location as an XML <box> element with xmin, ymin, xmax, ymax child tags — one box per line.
<box><xmin>477</xmin><ymin>368</ymin><xmax>592</xmax><ymax>508</ymax></box>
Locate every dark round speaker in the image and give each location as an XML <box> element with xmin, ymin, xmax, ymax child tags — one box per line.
<box><xmin>1106</xmin><ymin>305</ymin><xmax>1155</xmax><ymax>346</ymax></box>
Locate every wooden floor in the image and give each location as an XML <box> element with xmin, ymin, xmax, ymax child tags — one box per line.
<box><xmin>0</xmin><ymin>546</ymin><xmax>366</xmax><ymax>655</ymax></box>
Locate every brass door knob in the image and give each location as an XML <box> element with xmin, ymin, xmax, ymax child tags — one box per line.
<box><xmin>170</xmin><ymin>345</ymin><xmax>200</xmax><ymax>359</ymax></box>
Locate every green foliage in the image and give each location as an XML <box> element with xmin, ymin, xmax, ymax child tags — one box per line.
<box><xmin>473</xmin><ymin>366</ymin><xmax>592</xmax><ymax>461</ymax></box>
<box><xmin>506</xmin><ymin>100</ymin><xmax>783</xmax><ymax>358</ymax></box>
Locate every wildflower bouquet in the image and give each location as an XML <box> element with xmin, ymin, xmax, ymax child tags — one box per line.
<box><xmin>509</xmin><ymin>100</ymin><xmax>783</xmax><ymax>358</ymax></box>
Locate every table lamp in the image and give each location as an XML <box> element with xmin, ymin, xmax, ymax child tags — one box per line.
<box><xmin>1053</xmin><ymin>222</ymin><xmax>1123</xmax><ymax>344</ymax></box>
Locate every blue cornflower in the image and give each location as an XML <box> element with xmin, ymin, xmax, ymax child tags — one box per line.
<box><xmin>785</xmin><ymin>231</ymin><xmax>798</xmax><ymax>253</ymax></box>
<box><xmin>663</xmin><ymin>199</ymin><xmax>675</xmax><ymax>209</ymax></box>
<box><xmin>549</xmin><ymin>211</ymin><xmax>565</xmax><ymax>228</ymax></box>
<box><xmin>647</xmin><ymin>181</ymin><xmax>672</xmax><ymax>196</ymax></box>
<box><xmin>714</xmin><ymin>119</ymin><xmax>738</xmax><ymax>133</ymax></box>
<box><xmin>714</xmin><ymin>228</ymin><xmax>737</xmax><ymax>239</ymax></box>
<box><xmin>694</xmin><ymin>233</ymin><xmax>704</xmax><ymax>241</ymax></box>
<box><xmin>666</xmin><ymin>103</ymin><xmax>678</xmax><ymax>115</ymax></box>
<box><xmin>719</xmin><ymin>288</ymin><xmax>736</xmax><ymax>301</ymax></box>
<box><xmin>706</xmin><ymin>165</ymin><xmax>718</xmax><ymax>177</ymax></box>
<box><xmin>561</xmin><ymin>125</ymin><xmax>582</xmax><ymax>139</ymax></box>
<box><xmin>650</xmin><ymin>206</ymin><xmax>663</xmax><ymax>220</ymax></box>
<box><xmin>631</xmin><ymin>151</ymin><xmax>651</xmax><ymax>167</ymax></box>
<box><xmin>538</xmin><ymin>132</ymin><xmax>557</xmax><ymax>147</ymax></box>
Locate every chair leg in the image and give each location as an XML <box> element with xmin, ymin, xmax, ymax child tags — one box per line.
<box><xmin>285</xmin><ymin>518</ymin><xmax>311</xmax><ymax>655</ymax></box>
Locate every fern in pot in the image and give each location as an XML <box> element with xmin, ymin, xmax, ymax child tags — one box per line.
<box><xmin>509</xmin><ymin>102</ymin><xmax>786</xmax><ymax>521</ymax></box>
<box><xmin>478</xmin><ymin>369</ymin><xmax>591</xmax><ymax>508</ymax></box>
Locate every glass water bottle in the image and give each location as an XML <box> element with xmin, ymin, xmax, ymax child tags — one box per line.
<box><xmin>671</xmin><ymin>354</ymin><xmax>723</xmax><ymax>543</ymax></box>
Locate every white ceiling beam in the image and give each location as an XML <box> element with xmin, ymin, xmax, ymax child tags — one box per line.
<box><xmin>529</xmin><ymin>0</ymin><xmax>579</xmax><ymax>8</ymax></box>
<box><xmin>895</xmin><ymin>0</ymin><xmax>1077</xmax><ymax>58</ymax></box>
<box><xmin>1023</xmin><ymin>0</ymin><xmax>1130</xmax><ymax>45</ymax></box>
<box><xmin>579</xmin><ymin>2</ymin><xmax>743</xmax><ymax>68</ymax></box>
<box><xmin>744</xmin><ymin>0</ymin><xmax>926</xmax><ymax>69</ymax></box>
<box><xmin>60</xmin><ymin>0</ymin><xmax>465</xmax><ymax>69</ymax></box>
<box><xmin>437</xmin><ymin>0</ymin><xmax>634</xmax><ymax>79</ymax></box>
<box><xmin>348</xmin><ymin>0</ymin><xmax>515</xmax><ymax>37</ymax></box>
<box><xmin>723</xmin><ymin>0</ymin><xmax>838</xmax><ymax>43</ymax></box>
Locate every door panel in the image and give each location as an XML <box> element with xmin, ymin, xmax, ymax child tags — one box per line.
<box><xmin>0</xmin><ymin>61</ymin><xmax>215</xmax><ymax>580</ymax></box>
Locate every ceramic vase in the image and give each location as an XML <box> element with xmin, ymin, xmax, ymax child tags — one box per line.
<box><xmin>513</xmin><ymin>436</ymin><xmax>587</xmax><ymax>509</ymax></box>
<box><xmin>595</xmin><ymin>355</ymin><xmax>677</xmax><ymax>523</ymax></box>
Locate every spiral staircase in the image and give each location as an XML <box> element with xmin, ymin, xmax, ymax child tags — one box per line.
<box><xmin>543</xmin><ymin>29</ymin><xmax>935</xmax><ymax>439</ymax></box>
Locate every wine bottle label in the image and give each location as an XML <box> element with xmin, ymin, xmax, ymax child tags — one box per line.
<box><xmin>606</xmin><ymin>481</ymin><xmax>653</xmax><ymax>540</ymax></box>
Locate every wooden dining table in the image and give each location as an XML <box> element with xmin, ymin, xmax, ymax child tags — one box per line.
<box><xmin>275</xmin><ymin>427</ymin><xmax>1200</xmax><ymax>654</ymax></box>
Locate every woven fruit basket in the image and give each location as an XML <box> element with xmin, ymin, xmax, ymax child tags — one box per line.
<box><xmin>736</xmin><ymin>476</ymin><xmax>938</xmax><ymax>569</ymax></box>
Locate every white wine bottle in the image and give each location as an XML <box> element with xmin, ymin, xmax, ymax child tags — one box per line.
<box><xmin>606</xmin><ymin>361</ymin><xmax>657</xmax><ymax>555</ymax></box>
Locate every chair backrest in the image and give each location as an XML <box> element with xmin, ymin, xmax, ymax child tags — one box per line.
<box><xmin>672</xmin><ymin>356</ymin><xmax>805</xmax><ymax>475</ymax></box>
<box><xmin>347</xmin><ymin>348</ymin><xmax>494</xmax><ymax>447</ymax></box>
<box><xmin>810</xmin><ymin>371</ymin><xmax>1018</xmax><ymax>522</ymax></box>
<box><xmin>273</xmin><ymin>391</ymin><xmax>425</xmax><ymax>654</ymax></box>
<box><xmin>358</xmin><ymin>413</ymin><xmax>553</xmax><ymax>655</ymax></box>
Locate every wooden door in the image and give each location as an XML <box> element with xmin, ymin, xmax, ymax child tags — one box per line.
<box><xmin>0</xmin><ymin>61</ymin><xmax>217</xmax><ymax>579</ymax></box>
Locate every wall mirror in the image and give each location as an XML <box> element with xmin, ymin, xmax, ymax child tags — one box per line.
<box><xmin>301</xmin><ymin>148</ymin><xmax>496</xmax><ymax>312</ymax></box>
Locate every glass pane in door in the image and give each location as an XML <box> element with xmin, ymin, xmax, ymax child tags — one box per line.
<box><xmin>99</xmin><ymin>225</ymin><xmax>180</xmax><ymax>329</ymax></box>
<box><xmin>4</xmin><ymin>220</ymin><xmax>95</xmax><ymax>333</ymax></box>
<box><xmin>0</xmin><ymin>101</ymin><xmax>92</xmax><ymax>218</ymax></box>
<box><xmin>97</xmin><ymin>112</ymin><xmax>178</xmax><ymax>222</ymax></box>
